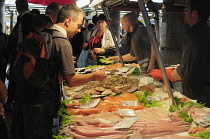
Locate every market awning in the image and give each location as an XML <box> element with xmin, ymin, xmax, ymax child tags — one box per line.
<box><xmin>27</xmin><ymin>0</ymin><xmax>74</xmax><ymax>6</ymax></box>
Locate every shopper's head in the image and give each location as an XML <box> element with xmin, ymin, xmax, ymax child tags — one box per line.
<box><xmin>31</xmin><ymin>14</ymin><xmax>53</xmax><ymax>32</ymax></box>
<box><xmin>15</xmin><ymin>0</ymin><xmax>29</xmax><ymax>14</ymax></box>
<box><xmin>96</xmin><ymin>14</ymin><xmax>107</xmax><ymax>31</ymax></box>
<box><xmin>57</xmin><ymin>4</ymin><xmax>84</xmax><ymax>38</ymax></box>
<box><xmin>45</xmin><ymin>2</ymin><xmax>62</xmax><ymax>23</ymax></box>
<box><xmin>92</xmin><ymin>15</ymin><xmax>98</xmax><ymax>25</ymax></box>
<box><xmin>31</xmin><ymin>9</ymin><xmax>40</xmax><ymax>16</ymax></box>
<box><xmin>88</xmin><ymin>23</ymin><xmax>94</xmax><ymax>31</ymax></box>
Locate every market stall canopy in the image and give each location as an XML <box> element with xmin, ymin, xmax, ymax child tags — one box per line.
<box><xmin>90</xmin><ymin>0</ymin><xmax>186</xmax><ymax>12</ymax></box>
<box><xmin>27</xmin><ymin>0</ymin><xmax>74</xmax><ymax>6</ymax></box>
<box><xmin>90</xmin><ymin>0</ymin><xmax>141</xmax><ymax>11</ymax></box>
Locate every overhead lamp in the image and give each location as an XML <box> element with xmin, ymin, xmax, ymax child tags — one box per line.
<box><xmin>76</xmin><ymin>0</ymin><xmax>90</xmax><ymax>8</ymax></box>
<box><xmin>90</xmin><ymin>0</ymin><xmax>103</xmax><ymax>7</ymax></box>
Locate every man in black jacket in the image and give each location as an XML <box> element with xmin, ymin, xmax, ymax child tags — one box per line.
<box><xmin>149</xmin><ymin>0</ymin><xmax>210</xmax><ymax>107</ymax></box>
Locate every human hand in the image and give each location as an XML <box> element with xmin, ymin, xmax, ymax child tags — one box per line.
<box><xmin>94</xmin><ymin>48</ymin><xmax>105</xmax><ymax>54</ymax></box>
<box><xmin>147</xmin><ymin>63</ymin><xmax>155</xmax><ymax>73</ymax></box>
<box><xmin>94</xmin><ymin>70</ymin><xmax>107</xmax><ymax>81</ymax></box>
<box><xmin>83</xmin><ymin>43</ymin><xmax>88</xmax><ymax>49</ymax></box>
<box><xmin>148</xmin><ymin>69</ymin><xmax>163</xmax><ymax>81</ymax></box>
<box><xmin>58</xmin><ymin>74</ymin><xmax>64</xmax><ymax>84</ymax></box>
<box><xmin>149</xmin><ymin>68</ymin><xmax>180</xmax><ymax>82</ymax></box>
<box><xmin>0</xmin><ymin>103</ymin><xmax>4</xmax><ymax>116</ymax></box>
<box><xmin>107</xmin><ymin>56</ymin><xmax>118</xmax><ymax>62</ymax></box>
<box><xmin>72</xmin><ymin>56</ymin><xmax>76</xmax><ymax>63</ymax></box>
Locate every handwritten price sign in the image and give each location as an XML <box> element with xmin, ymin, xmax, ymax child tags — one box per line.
<box><xmin>194</xmin><ymin>116</ymin><xmax>210</xmax><ymax>127</ymax></box>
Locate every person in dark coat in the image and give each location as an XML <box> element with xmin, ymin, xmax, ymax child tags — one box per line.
<box><xmin>0</xmin><ymin>22</ymin><xmax>8</xmax><ymax>83</ymax></box>
<box><xmin>149</xmin><ymin>0</ymin><xmax>210</xmax><ymax>107</ymax></box>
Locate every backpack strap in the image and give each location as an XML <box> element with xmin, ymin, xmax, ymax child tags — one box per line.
<box><xmin>51</xmin><ymin>29</ymin><xmax>68</xmax><ymax>41</ymax></box>
<box><xmin>39</xmin><ymin>29</ymin><xmax>69</xmax><ymax>59</ymax></box>
<box><xmin>52</xmin><ymin>36</ymin><xmax>68</xmax><ymax>40</ymax></box>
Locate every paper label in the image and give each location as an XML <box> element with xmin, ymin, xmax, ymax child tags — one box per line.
<box><xmin>91</xmin><ymin>95</ymin><xmax>106</xmax><ymax>98</ymax></box>
<box><xmin>122</xmin><ymin>101</ymin><xmax>138</xmax><ymax>106</ymax></box>
<box><xmin>95</xmin><ymin>118</ymin><xmax>112</xmax><ymax>123</ymax></box>
<box><xmin>194</xmin><ymin>116</ymin><xmax>210</xmax><ymax>127</ymax></box>
<box><xmin>147</xmin><ymin>96</ymin><xmax>162</xmax><ymax>101</ymax></box>
<box><xmin>80</xmin><ymin>98</ymin><xmax>100</xmax><ymax>108</ymax></box>
<box><xmin>118</xmin><ymin>109</ymin><xmax>136</xmax><ymax>116</ymax></box>
<box><xmin>113</xmin><ymin>117</ymin><xmax>139</xmax><ymax>129</ymax></box>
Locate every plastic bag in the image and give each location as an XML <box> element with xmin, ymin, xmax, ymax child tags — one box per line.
<box><xmin>77</xmin><ymin>49</ymin><xmax>89</xmax><ymax>68</ymax></box>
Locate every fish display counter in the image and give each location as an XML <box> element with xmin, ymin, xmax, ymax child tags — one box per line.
<box><xmin>54</xmin><ymin>64</ymin><xmax>210</xmax><ymax>139</ymax></box>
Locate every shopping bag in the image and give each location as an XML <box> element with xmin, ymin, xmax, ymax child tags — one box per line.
<box><xmin>77</xmin><ymin>49</ymin><xmax>89</xmax><ymax>68</ymax></box>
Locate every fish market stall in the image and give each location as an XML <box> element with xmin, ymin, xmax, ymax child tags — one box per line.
<box><xmin>54</xmin><ymin>64</ymin><xmax>210</xmax><ymax>139</ymax></box>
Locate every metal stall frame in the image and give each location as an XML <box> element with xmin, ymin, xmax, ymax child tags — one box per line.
<box><xmin>101</xmin><ymin>0</ymin><xmax>176</xmax><ymax>105</ymax></box>
<box><xmin>102</xmin><ymin>3</ymin><xmax>124</xmax><ymax>66</ymax></box>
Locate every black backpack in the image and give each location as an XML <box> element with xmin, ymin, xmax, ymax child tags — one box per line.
<box><xmin>10</xmin><ymin>29</ymin><xmax>67</xmax><ymax>88</ymax></box>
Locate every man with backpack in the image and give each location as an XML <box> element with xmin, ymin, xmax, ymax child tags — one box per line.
<box><xmin>12</xmin><ymin>4</ymin><xmax>107</xmax><ymax>139</ymax></box>
<box><xmin>5</xmin><ymin>0</ymin><xmax>33</xmax><ymax>110</ymax></box>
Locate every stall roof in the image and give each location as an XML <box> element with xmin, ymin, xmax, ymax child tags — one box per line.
<box><xmin>5</xmin><ymin>0</ymin><xmax>74</xmax><ymax>6</ymax></box>
<box><xmin>90</xmin><ymin>0</ymin><xmax>186</xmax><ymax>12</ymax></box>
<box><xmin>90</xmin><ymin>0</ymin><xmax>141</xmax><ymax>11</ymax></box>
<box><xmin>90</xmin><ymin>0</ymin><xmax>165</xmax><ymax>12</ymax></box>
<box><xmin>106</xmin><ymin>1</ymin><xmax>141</xmax><ymax>11</ymax></box>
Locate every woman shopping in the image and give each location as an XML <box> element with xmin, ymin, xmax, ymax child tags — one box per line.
<box><xmin>83</xmin><ymin>14</ymin><xmax>116</xmax><ymax>66</ymax></box>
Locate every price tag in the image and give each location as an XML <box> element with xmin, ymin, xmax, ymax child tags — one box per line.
<box><xmin>147</xmin><ymin>96</ymin><xmax>162</xmax><ymax>101</ymax></box>
<box><xmin>118</xmin><ymin>109</ymin><xmax>136</xmax><ymax>116</ymax></box>
<box><xmin>95</xmin><ymin>118</ymin><xmax>112</xmax><ymax>123</ymax></box>
<box><xmin>80</xmin><ymin>98</ymin><xmax>100</xmax><ymax>109</ymax></box>
<box><xmin>122</xmin><ymin>101</ymin><xmax>138</xmax><ymax>106</ymax></box>
<box><xmin>113</xmin><ymin>117</ymin><xmax>139</xmax><ymax>129</ymax></box>
<box><xmin>194</xmin><ymin>116</ymin><xmax>210</xmax><ymax>127</ymax></box>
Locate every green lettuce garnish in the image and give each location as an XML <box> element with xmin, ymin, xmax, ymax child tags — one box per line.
<box><xmin>169</xmin><ymin>97</ymin><xmax>205</xmax><ymax>112</ymax></box>
<box><xmin>85</xmin><ymin>65</ymin><xmax>105</xmax><ymax>69</ymax></box>
<box><xmin>99</xmin><ymin>57</ymin><xmax>114</xmax><ymax>64</ymax></box>
<box><xmin>80</xmin><ymin>94</ymin><xmax>91</xmax><ymax>104</ymax></box>
<box><xmin>127</xmin><ymin>67</ymin><xmax>140</xmax><ymax>76</ymax></box>
<box><xmin>178</xmin><ymin>110</ymin><xmax>193</xmax><ymax>123</ymax></box>
<box><xmin>52</xmin><ymin>135</ymin><xmax>68</xmax><ymax>139</ymax></box>
<box><xmin>134</xmin><ymin>90</ymin><xmax>163</xmax><ymax>108</ymax></box>
<box><xmin>58</xmin><ymin>100</ymin><xmax>73</xmax><ymax>126</ymax></box>
<box><xmin>190</xmin><ymin>130</ymin><xmax>210</xmax><ymax>139</ymax></box>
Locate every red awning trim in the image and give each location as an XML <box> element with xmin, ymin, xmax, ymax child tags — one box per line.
<box><xmin>27</xmin><ymin>0</ymin><xmax>74</xmax><ymax>6</ymax></box>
